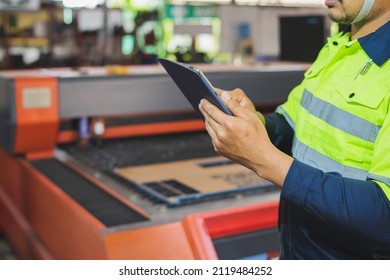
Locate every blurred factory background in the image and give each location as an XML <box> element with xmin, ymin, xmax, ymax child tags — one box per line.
<box><xmin>0</xmin><ymin>0</ymin><xmax>332</xmax><ymax>70</ymax></box>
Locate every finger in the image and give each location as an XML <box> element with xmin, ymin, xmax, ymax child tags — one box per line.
<box><xmin>204</xmin><ymin>119</ymin><xmax>218</xmax><ymax>145</ymax></box>
<box><xmin>214</xmin><ymin>88</ymin><xmax>224</xmax><ymax>97</ymax></box>
<box><xmin>220</xmin><ymin>91</ymin><xmax>249</xmax><ymax>118</ymax></box>
<box><xmin>216</xmin><ymin>88</ymin><xmax>245</xmax><ymax>104</ymax></box>
<box><xmin>205</xmin><ymin>111</ymin><xmax>223</xmax><ymax>136</ymax></box>
<box><xmin>199</xmin><ymin>100</ymin><xmax>222</xmax><ymax>147</ymax></box>
<box><xmin>199</xmin><ymin>99</ymin><xmax>230</xmax><ymax>125</ymax></box>
<box><xmin>199</xmin><ymin>99</ymin><xmax>223</xmax><ymax>131</ymax></box>
<box><xmin>229</xmin><ymin>88</ymin><xmax>253</xmax><ymax>107</ymax></box>
<box><xmin>198</xmin><ymin>98</ymin><xmax>209</xmax><ymax>118</ymax></box>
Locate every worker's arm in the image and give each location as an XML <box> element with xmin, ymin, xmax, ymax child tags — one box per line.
<box><xmin>199</xmin><ymin>90</ymin><xmax>390</xmax><ymax>246</ymax></box>
<box><xmin>264</xmin><ymin>112</ymin><xmax>294</xmax><ymax>156</ymax></box>
<box><xmin>266</xmin><ymin>103</ymin><xmax>390</xmax><ymax>245</ymax></box>
<box><xmin>261</xmin><ymin>108</ymin><xmax>390</xmax><ymax>246</ymax></box>
<box><xmin>199</xmin><ymin>91</ymin><xmax>293</xmax><ymax>187</ymax></box>
<box><xmin>283</xmin><ymin>160</ymin><xmax>390</xmax><ymax>245</ymax></box>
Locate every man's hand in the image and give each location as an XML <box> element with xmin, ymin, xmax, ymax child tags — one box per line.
<box><xmin>199</xmin><ymin>91</ymin><xmax>293</xmax><ymax>187</ymax></box>
<box><xmin>214</xmin><ymin>88</ymin><xmax>256</xmax><ymax>112</ymax></box>
<box><xmin>214</xmin><ymin>88</ymin><xmax>265</xmax><ymax>124</ymax></box>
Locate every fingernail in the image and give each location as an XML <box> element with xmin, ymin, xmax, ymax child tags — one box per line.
<box><xmin>221</xmin><ymin>91</ymin><xmax>231</xmax><ymax>101</ymax></box>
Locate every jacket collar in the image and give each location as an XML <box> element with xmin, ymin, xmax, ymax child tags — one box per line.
<box><xmin>358</xmin><ymin>21</ymin><xmax>390</xmax><ymax>66</ymax></box>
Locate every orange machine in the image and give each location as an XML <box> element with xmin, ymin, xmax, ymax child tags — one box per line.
<box><xmin>0</xmin><ymin>64</ymin><xmax>307</xmax><ymax>259</ymax></box>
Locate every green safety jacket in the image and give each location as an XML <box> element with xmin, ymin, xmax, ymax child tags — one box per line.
<box><xmin>266</xmin><ymin>21</ymin><xmax>390</xmax><ymax>259</ymax></box>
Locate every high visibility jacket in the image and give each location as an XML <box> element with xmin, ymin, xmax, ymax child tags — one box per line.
<box><xmin>266</xmin><ymin>21</ymin><xmax>390</xmax><ymax>259</ymax></box>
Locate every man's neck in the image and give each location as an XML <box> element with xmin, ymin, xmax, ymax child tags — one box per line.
<box><xmin>351</xmin><ymin>13</ymin><xmax>390</xmax><ymax>39</ymax></box>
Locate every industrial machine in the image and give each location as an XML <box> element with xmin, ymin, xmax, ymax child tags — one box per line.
<box><xmin>0</xmin><ymin>62</ymin><xmax>307</xmax><ymax>259</ymax></box>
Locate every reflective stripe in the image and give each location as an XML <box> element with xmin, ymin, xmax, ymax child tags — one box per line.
<box><xmin>368</xmin><ymin>173</ymin><xmax>390</xmax><ymax>186</ymax></box>
<box><xmin>301</xmin><ymin>89</ymin><xmax>380</xmax><ymax>143</ymax></box>
<box><xmin>276</xmin><ymin>106</ymin><xmax>295</xmax><ymax>129</ymax></box>
<box><xmin>292</xmin><ymin>137</ymin><xmax>368</xmax><ymax>180</ymax></box>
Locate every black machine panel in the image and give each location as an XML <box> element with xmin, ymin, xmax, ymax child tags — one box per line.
<box><xmin>31</xmin><ymin>158</ymin><xmax>149</xmax><ymax>227</ymax></box>
<box><xmin>213</xmin><ymin>227</ymin><xmax>280</xmax><ymax>260</ymax></box>
<box><xmin>280</xmin><ymin>15</ymin><xmax>325</xmax><ymax>63</ymax></box>
<box><xmin>60</xmin><ymin>131</ymin><xmax>217</xmax><ymax>172</ymax></box>
<box><xmin>0</xmin><ymin>78</ymin><xmax>16</xmax><ymax>153</ymax></box>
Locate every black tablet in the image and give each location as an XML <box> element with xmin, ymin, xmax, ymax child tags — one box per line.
<box><xmin>159</xmin><ymin>58</ymin><xmax>232</xmax><ymax>120</ymax></box>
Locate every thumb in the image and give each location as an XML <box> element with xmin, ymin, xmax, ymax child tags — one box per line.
<box><xmin>221</xmin><ymin>91</ymin><xmax>247</xmax><ymax>117</ymax></box>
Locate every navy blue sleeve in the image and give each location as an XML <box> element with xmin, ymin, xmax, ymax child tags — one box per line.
<box><xmin>282</xmin><ymin>160</ymin><xmax>390</xmax><ymax>245</ymax></box>
<box><xmin>264</xmin><ymin>112</ymin><xmax>294</xmax><ymax>155</ymax></box>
